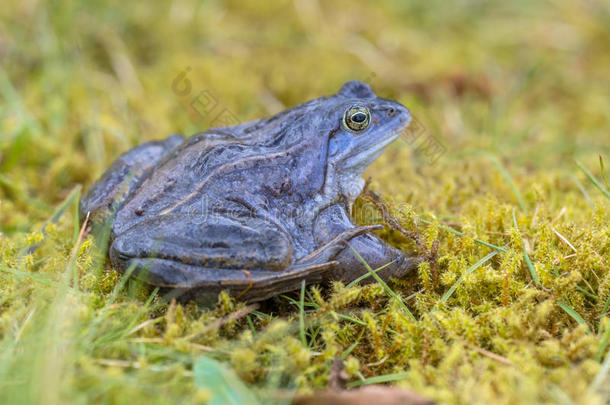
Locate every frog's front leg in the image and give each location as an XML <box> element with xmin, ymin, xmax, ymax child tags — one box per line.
<box><xmin>296</xmin><ymin>224</ymin><xmax>384</xmax><ymax>264</ymax></box>
<box><xmin>314</xmin><ymin>204</ymin><xmax>419</xmax><ymax>284</ymax></box>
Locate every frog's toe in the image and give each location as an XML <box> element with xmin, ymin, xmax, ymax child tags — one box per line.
<box><xmin>387</xmin><ymin>253</ymin><xmax>421</xmax><ymax>279</ymax></box>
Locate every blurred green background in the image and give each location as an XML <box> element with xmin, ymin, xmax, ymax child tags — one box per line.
<box><xmin>2</xmin><ymin>0</ymin><xmax>609</xmax><ymax>222</ymax></box>
<box><xmin>1</xmin><ymin>1</ymin><xmax>609</xmax><ymax>404</ymax></box>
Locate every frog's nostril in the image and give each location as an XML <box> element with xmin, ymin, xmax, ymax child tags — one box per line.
<box><xmin>387</xmin><ymin>108</ymin><xmax>396</xmax><ymax>118</ymax></box>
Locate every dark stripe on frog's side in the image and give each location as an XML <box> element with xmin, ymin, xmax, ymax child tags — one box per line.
<box><xmin>159</xmin><ymin>149</ymin><xmax>296</xmax><ymax>215</ymax></box>
<box><xmin>111</xmin><ymin>103</ymin><xmax>334</xmax><ymax>235</ymax></box>
<box><xmin>79</xmin><ymin>134</ymin><xmax>185</xmax><ymax>226</ymax></box>
<box><xmin>154</xmin><ymin>125</ymin><xmax>336</xmax><ymax>217</ymax></box>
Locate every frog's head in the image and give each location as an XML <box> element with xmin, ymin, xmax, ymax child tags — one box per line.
<box><xmin>325</xmin><ymin>81</ymin><xmax>411</xmax><ymax>201</ymax></box>
<box><xmin>213</xmin><ymin>80</ymin><xmax>409</xmax><ymax>202</ymax></box>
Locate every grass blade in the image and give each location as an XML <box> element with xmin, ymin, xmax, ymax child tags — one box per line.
<box><xmin>589</xmin><ymin>342</ymin><xmax>610</xmax><ymax>395</ymax></box>
<box><xmin>341</xmin><ymin>330</ymin><xmax>364</xmax><ymax>359</ymax></box>
<box><xmin>20</xmin><ymin>185</ymin><xmax>82</xmax><ymax>256</ymax></box>
<box><xmin>0</xmin><ymin>174</ymin><xmax>52</xmax><ymax>214</ymax></box>
<box><xmin>467</xmin><ymin>150</ymin><xmax>527</xmax><ymax>211</ymax></box>
<box><xmin>600</xmin><ymin>294</ymin><xmax>610</xmax><ymax>333</ymax></box>
<box><xmin>346</xmin><ymin>372</ymin><xmax>410</xmax><ymax>387</ymax></box>
<box><xmin>346</xmin><ymin>259</ymin><xmax>396</xmax><ymax>288</ymax></box>
<box><xmin>440</xmin><ymin>250</ymin><xmax>499</xmax><ymax>303</ymax></box>
<box><xmin>193</xmin><ymin>357</ymin><xmax>260</xmax><ymax>405</ymax></box>
<box><xmin>0</xmin><ymin>266</ymin><xmax>59</xmax><ymax>288</ymax></box>
<box><xmin>299</xmin><ymin>280</ymin><xmax>307</xmax><ymax>347</ymax></box>
<box><xmin>600</xmin><ymin>155</ymin><xmax>609</xmax><ymax>190</ymax></box>
<box><xmin>571</xmin><ymin>175</ymin><xmax>594</xmax><ymax>209</ymax></box>
<box><xmin>575</xmin><ymin>159</ymin><xmax>610</xmax><ymax>200</ymax></box>
<box><xmin>557</xmin><ymin>300</ymin><xmax>589</xmax><ymax>331</ymax></box>
<box><xmin>416</xmin><ymin>216</ymin><xmax>508</xmax><ymax>253</ymax></box>
<box><xmin>348</xmin><ymin>245</ymin><xmax>416</xmax><ymax>321</ymax></box>
<box><xmin>513</xmin><ymin>209</ymin><xmax>539</xmax><ymax>284</ymax></box>
<box><xmin>596</xmin><ymin>322</ymin><xmax>610</xmax><ymax>362</ymax></box>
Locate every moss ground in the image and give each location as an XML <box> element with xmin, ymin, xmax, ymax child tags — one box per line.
<box><xmin>1</xmin><ymin>1</ymin><xmax>609</xmax><ymax>404</ymax></box>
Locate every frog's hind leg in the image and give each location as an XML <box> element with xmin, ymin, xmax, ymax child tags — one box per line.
<box><xmin>108</xmin><ymin>212</ymin><xmax>341</xmax><ymax>303</ymax></box>
<box><xmin>122</xmin><ymin>258</ymin><xmax>338</xmax><ymax>304</ymax></box>
<box><xmin>79</xmin><ymin>134</ymin><xmax>184</xmax><ymax>228</ymax></box>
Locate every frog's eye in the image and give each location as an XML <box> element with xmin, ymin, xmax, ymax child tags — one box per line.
<box><xmin>342</xmin><ymin>105</ymin><xmax>371</xmax><ymax>132</ymax></box>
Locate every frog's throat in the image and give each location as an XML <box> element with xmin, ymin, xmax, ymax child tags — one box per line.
<box><xmin>321</xmin><ymin>162</ymin><xmax>365</xmax><ymax>211</ymax></box>
<box><xmin>340</xmin><ymin>176</ymin><xmax>365</xmax><ymax>205</ymax></box>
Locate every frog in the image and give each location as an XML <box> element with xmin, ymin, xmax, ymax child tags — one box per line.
<box><xmin>80</xmin><ymin>80</ymin><xmax>418</xmax><ymax>304</ymax></box>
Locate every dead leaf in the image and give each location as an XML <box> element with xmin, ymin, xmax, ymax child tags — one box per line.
<box><xmin>292</xmin><ymin>385</ymin><xmax>435</xmax><ymax>405</ymax></box>
<box><xmin>328</xmin><ymin>358</ymin><xmax>349</xmax><ymax>390</ymax></box>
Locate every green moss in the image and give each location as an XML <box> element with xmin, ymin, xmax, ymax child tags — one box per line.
<box><xmin>1</xmin><ymin>0</ymin><xmax>610</xmax><ymax>403</ymax></box>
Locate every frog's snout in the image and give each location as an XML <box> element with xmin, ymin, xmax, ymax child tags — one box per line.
<box><xmin>396</xmin><ymin>104</ymin><xmax>411</xmax><ymax>126</ymax></box>
<box><xmin>381</xmin><ymin>101</ymin><xmax>409</xmax><ymax>121</ymax></box>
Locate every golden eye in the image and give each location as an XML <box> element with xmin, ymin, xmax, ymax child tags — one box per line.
<box><xmin>342</xmin><ymin>105</ymin><xmax>371</xmax><ymax>132</ymax></box>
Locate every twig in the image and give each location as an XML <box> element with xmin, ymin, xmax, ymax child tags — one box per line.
<box><xmin>465</xmin><ymin>343</ymin><xmax>513</xmax><ymax>366</ymax></box>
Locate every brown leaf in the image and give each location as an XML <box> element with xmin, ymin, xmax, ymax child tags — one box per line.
<box><xmin>327</xmin><ymin>358</ymin><xmax>349</xmax><ymax>390</ymax></box>
<box><xmin>292</xmin><ymin>385</ymin><xmax>435</xmax><ymax>405</ymax></box>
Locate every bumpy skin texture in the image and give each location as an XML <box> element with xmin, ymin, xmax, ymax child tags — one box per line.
<box><xmin>80</xmin><ymin>81</ymin><xmax>418</xmax><ymax>304</ymax></box>
<box><xmin>79</xmin><ymin>134</ymin><xmax>185</xmax><ymax>227</ymax></box>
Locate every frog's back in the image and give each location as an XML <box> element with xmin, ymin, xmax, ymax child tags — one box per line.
<box><xmin>110</xmin><ymin>121</ymin><xmax>308</xmax><ymax>237</ymax></box>
<box><xmin>100</xmin><ymin>93</ymin><xmax>332</xmax><ymax>238</ymax></box>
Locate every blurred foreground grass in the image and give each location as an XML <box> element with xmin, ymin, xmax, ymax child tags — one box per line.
<box><xmin>1</xmin><ymin>0</ymin><xmax>610</xmax><ymax>404</ymax></box>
